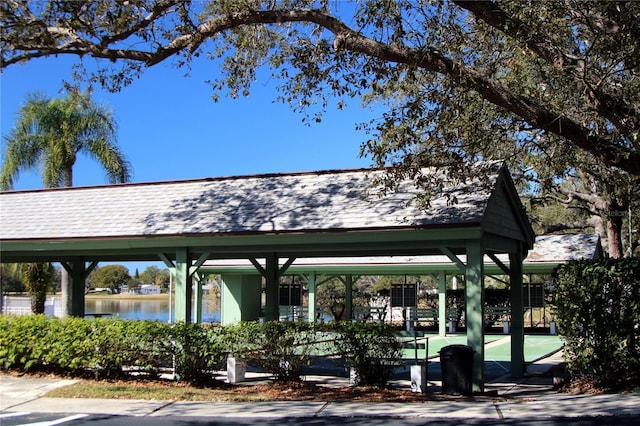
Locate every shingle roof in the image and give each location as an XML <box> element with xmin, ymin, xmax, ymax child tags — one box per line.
<box><xmin>525</xmin><ymin>233</ymin><xmax>602</xmax><ymax>262</ymax></box>
<box><xmin>1</xmin><ymin>167</ymin><xmax>500</xmax><ymax>241</ymax></box>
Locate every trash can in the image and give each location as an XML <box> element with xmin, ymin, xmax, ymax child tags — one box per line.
<box><xmin>439</xmin><ymin>344</ymin><xmax>474</xmax><ymax>395</ymax></box>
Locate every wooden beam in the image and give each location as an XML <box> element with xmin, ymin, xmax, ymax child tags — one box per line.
<box><xmin>487</xmin><ymin>252</ymin><xmax>510</xmax><ymax>275</ymax></box>
<box><xmin>158</xmin><ymin>253</ymin><xmax>175</xmax><ymax>269</ymax></box>
<box><xmin>441</xmin><ymin>247</ymin><xmax>466</xmax><ymax>272</ymax></box>
<box><xmin>248</xmin><ymin>258</ymin><xmax>267</xmax><ymax>276</ymax></box>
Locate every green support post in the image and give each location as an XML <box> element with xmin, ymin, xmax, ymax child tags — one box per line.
<box><xmin>194</xmin><ymin>272</ymin><xmax>204</xmax><ymax>323</ymax></box>
<box><xmin>466</xmin><ymin>242</ymin><xmax>485</xmax><ymax>393</ymax></box>
<box><xmin>264</xmin><ymin>253</ymin><xmax>279</xmax><ymax>321</ymax></box>
<box><xmin>344</xmin><ymin>275</ymin><xmax>353</xmax><ymax>321</ymax></box>
<box><xmin>510</xmin><ymin>250</ymin><xmax>525</xmax><ymax>378</ymax></box>
<box><xmin>306</xmin><ymin>272</ymin><xmax>317</xmax><ymax>323</ymax></box>
<box><xmin>174</xmin><ymin>248</ymin><xmax>193</xmax><ymax>323</ymax></box>
<box><xmin>60</xmin><ymin>260</ymin><xmax>97</xmax><ymax>318</ymax></box>
<box><xmin>438</xmin><ymin>271</ymin><xmax>447</xmax><ymax>336</ymax></box>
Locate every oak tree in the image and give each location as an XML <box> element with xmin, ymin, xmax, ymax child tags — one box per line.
<box><xmin>3</xmin><ymin>0</ymin><xmax>638</xmax><ymax>255</ymax></box>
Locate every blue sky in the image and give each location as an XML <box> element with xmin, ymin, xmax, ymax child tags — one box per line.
<box><xmin>1</xmin><ymin>55</ymin><xmax>374</xmax><ymax>274</ymax></box>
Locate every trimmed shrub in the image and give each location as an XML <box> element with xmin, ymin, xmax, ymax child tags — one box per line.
<box><xmin>0</xmin><ymin>314</ymin><xmax>53</xmax><ymax>371</ymax></box>
<box><xmin>255</xmin><ymin>321</ymin><xmax>315</xmax><ymax>382</ymax></box>
<box><xmin>218</xmin><ymin>321</ymin><xmax>316</xmax><ymax>383</ymax></box>
<box><xmin>0</xmin><ymin>316</ymin><xmax>226</xmax><ymax>383</ymax></box>
<box><xmin>325</xmin><ymin>321</ymin><xmax>402</xmax><ymax>387</ymax></box>
<box><xmin>553</xmin><ymin>258</ymin><xmax>640</xmax><ymax>389</ymax></box>
<box><xmin>170</xmin><ymin>322</ymin><xmax>225</xmax><ymax>383</ymax></box>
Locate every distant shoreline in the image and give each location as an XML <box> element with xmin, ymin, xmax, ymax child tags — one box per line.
<box><xmin>4</xmin><ymin>293</ymin><xmax>171</xmax><ymax>301</ymax></box>
<box><xmin>85</xmin><ymin>293</ymin><xmax>170</xmax><ymax>301</ymax></box>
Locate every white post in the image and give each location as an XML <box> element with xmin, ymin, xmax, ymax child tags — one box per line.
<box><xmin>406</xmin><ymin>306</ymin><xmax>413</xmax><ymax>331</ymax></box>
<box><xmin>227</xmin><ymin>357</ymin><xmax>246</xmax><ymax>383</ymax></box>
<box><xmin>410</xmin><ymin>364</ymin><xmax>428</xmax><ymax>393</ymax></box>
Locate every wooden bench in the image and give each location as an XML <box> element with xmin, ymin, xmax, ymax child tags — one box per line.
<box><xmin>409</xmin><ymin>307</ymin><xmax>459</xmax><ymax>328</ymax></box>
<box><xmin>352</xmin><ymin>306</ymin><xmax>387</xmax><ymax>323</ymax></box>
<box><xmin>409</xmin><ymin>307</ymin><xmax>438</xmax><ymax>323</ymax></box>
<box><xmin>485</xmin><ymin>306</ymin><xmax>511</xmax><ymax>332</ymax></box>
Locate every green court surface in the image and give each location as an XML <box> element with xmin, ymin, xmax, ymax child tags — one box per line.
<box><xmin>485</xmin><ymin>335</ymin><xmax>564</xmax><ymax>362</ymax></box>
<box><xmin>406</xmin><ymin>334</ymin><xmax>563</xmax><ymax>361</ymax></box>
<box><xmin>401</xmin><ymin>334</ymin><xmax>563</xmax><ymax>382</ymax></box>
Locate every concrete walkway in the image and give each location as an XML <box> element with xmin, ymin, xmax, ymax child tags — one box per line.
<box><xmin>1</xmin><ymin>351</ymin><xmax>639</xmax><ymax>421</ymax></box>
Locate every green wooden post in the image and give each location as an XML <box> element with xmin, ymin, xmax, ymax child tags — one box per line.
<box><xmin>438</xmin><ymin>271</ymin><xmax>447</xmax><ymax>336</ymax></box>
<box><xmin>61</xmin><ymin>260</ymin><xmax>97</xmax><ymax>317</ymax></box>
<box><xmin>306</xmin><ymin>272</ymin><xmax>317</xmax><ymax>323</ymax></box>
<box><xmin>510</xmin><ymin>250</ymin><xmax>525</xmax><ymax>378</ymax></box>
<box><xmin>194</xmin><ymin>272</ymin><xmax>203</xmax><ymax>323</ymax></box>
<box><xmin>174</xmin><ymin>248</ymin><xmax>193</xmax><ymax>323</ymax></box>
<box><xmin>345</xmin><ymin>274</ymin><xmax>353</xmax><ymax>321</ymax></box>
<box><xmin>466</xmin><ymin>242</ymin><xmax>485</xmax><ymax>393</ymax></box>
<box><xmin>71</xmin><ymin>260</ymin><xmax>86</xmax><ymax>317</ymax></box>
<box><xmin>264</xmin><ymin>253</ymin><xmax>279</xmax><ymax>321</ymax></box>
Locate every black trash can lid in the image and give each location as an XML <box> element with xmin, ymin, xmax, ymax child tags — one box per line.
<box><xmin>439</xmin><ymin>344</ymin><xmax>474</xmax><ymax>355</ymax></box>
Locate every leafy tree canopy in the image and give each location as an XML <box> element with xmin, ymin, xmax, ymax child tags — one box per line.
<box><xmin>2</xmin><ymin>1</ymin><xmax>639</xmax><ymax>255</ymax></box>
<box><xmin>139</xmin><ymin>265</ymin><xmax>170</xmax><ymax>287</ymax></box>
<box><xmin>87</xmin><ymin>264</ymin><xmax>131</xmax><ymax>294</ymax></box>
<box><xmin>2</xmin><ymin>0</ymin><xmax>638</xmax><ymax>173</ymax></box>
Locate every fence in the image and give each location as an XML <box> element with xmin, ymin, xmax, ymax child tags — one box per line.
<box><xmin>1</xmin><ymin>296</ymin><xmax>62</xmax><ymax>317</ymax></box>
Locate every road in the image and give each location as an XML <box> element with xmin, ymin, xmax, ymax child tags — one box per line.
<box><xmin>2</xmin><ymin>413</ymin><xmax>640</xmax><ymax>426</ymax></box>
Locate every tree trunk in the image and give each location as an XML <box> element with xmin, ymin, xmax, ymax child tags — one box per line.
<box><xmin>60</xmin><ymin>267</ymin><xmax>72</xmax><ymax>317</ymax></box>
<box><xmin>31</xmin><ymin>289</ymin><xmax>46</xmax><ymax>314</ymax></box>
<box><xmin>607</xmin><ymin>212</ymin><xmax>624</xmax><ymax>259</ymax></box>
<box><xmin>63</xmin><ymin>166</ymin><xmax>73</xmax><ymax>187</ymax></box>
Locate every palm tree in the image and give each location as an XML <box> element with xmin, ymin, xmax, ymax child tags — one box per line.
<box><xmin>1</xmin><ymin>90</ymin><xmax>131</xmax><ymax>189</ymax></box>
<box><xmin>21</xmin><ymin>262</ymin><xmax>55</xmax><ymax>314</ymax></box>
<box><xmin>1</xmin><ymin>89</ymin><xmax>132</xmax><ymax>316</ymax></box>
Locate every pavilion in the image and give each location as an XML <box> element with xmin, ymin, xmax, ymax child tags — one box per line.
<box><xmin>203</xmin><ymin>232</ymin><xmax>602</xmax><ymax>329</ymax></box>
<box><xmin>0</xmin><ymin>163</ymin><xmax>535</xmax><ymax>391</ymax></box>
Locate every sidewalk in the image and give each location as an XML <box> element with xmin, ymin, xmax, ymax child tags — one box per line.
<box><xmin>1</xmin><ymin>351</ymin><xmax>639</xmax><ymax>421</ymax></box>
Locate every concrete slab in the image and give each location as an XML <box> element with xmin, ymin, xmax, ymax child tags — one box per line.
<box><xmin>149</xmin><ymin>401</ymin><xmax>327</xmax><ymax>418</ymax></box>
<box><xmin>317</xmin><ymin>401</ymin><xmax>501</xmax><ymax>419</ymax></box>
<box><xmin>0</xmin><ymin>375</ymin><xmax>77</xmax><ymax>410</ymax></box>
<box><xmin>10</xmin><ymin>397</ymin><xmax>170</xmax><ymax>417</ymax></box>
<box><xmin>498</xmin><ymin>393</ymin><xmax>640</xmax><ymax>419</ymax></box>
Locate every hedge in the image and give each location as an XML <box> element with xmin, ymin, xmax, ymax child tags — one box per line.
<box><xmin>0</xmin><ymin>316</ymin><xmax>402</xmax><ymax>387</ymax></box>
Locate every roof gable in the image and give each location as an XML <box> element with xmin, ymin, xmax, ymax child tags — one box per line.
<box><xmin>481</xmin><ymin>170</ymin><xmax>535</xmax><ymax>245</ymax></box>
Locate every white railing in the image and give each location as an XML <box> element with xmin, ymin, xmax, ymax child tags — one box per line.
<box><xmin>1</xmin><ymin>296</ymin><xmax>61</xmax><ymax>317</ymax></box>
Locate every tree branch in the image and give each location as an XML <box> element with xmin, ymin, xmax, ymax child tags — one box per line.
<box><xmin>453</xmin><ymin>0</ymin><xmax>639</xmax><ymax>137</ymax></box>
<box><xmin>2</xmin><ymin>5</ymin><xmax>639</xmax><ymax>174</ymax></box>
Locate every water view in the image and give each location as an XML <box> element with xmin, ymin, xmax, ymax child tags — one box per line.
<box><xmin>3</xmin><ymin>295</ymin><xmax>221</xmax><ymax>323</ymax></box>
<box><xmin>86</xmin><ymin>297</ymin><xmax>221</xmax><ymax>323</ymax></box>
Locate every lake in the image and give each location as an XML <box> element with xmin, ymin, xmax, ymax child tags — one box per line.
<box><xmin>2</xmin><ymin>295</ymin><xmax>221</xmax><ymax>323</ymax></box>
<box><xmin>86</xmin><ymin>297</ymin><xmax>221</xmax><ymax>323</ymax></box>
